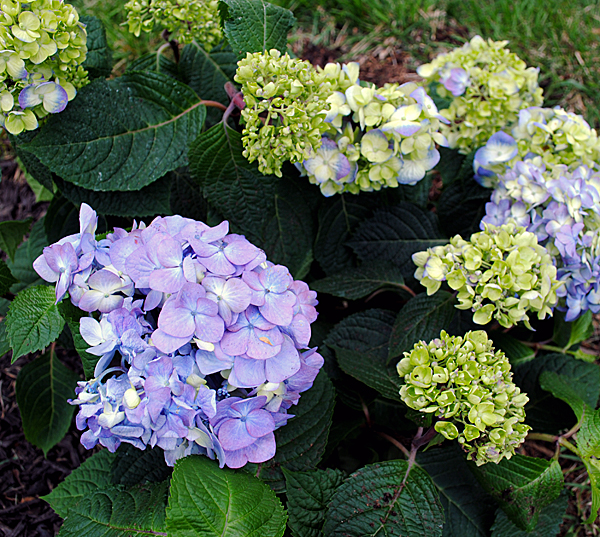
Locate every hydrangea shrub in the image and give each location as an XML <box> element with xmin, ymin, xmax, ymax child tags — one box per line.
<box><xmin>0</xmin><ymin>0</ymin><xmax>598</xmax><ymax>533</ymax></box>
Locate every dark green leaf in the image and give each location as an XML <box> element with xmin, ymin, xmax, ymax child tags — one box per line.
<box><xmin>11</xmin><ymin>131</ymin><xmax>54</xmax><ymax>190</ymax></box>
<box><xmin>311</xmin><ymin>262</ymin><xmax>405</xmax><ymax>300</ymax></box>
<box><xmin>469</xmin><ymin>455</ymin><xmax>563</xmax><ymax>531</ymax></box>
<box><xmin>388</xmin><ymin>291</ymin><xmax>457</xmax><ymax>362</ymax></box>
<box><xmin>314</xmin><ymin>194</ymin><xmax>378</xmax><ymax>275</ymax></box>
<box><xmin>6</xmin><ymin>217</ymin><xmax>48</xmax><ymax>293</ymax></box>
<box><xmin>6</xmin><ymin>285</ymin><xmax>65</xmax><ymax>361</ymax></box>
<box><xmin>15</xmin><ymin>352</ymin><xmax>79</xmax><ymax>454</ymax></box>
<box><xmin>435</xmin><ymin>147</ymin><xmax>466</xmax><ymax>186</ymax></box>
<box><xmin>54</xmin><ymin>173</ymin><xmax>173</xmax><ymax>217</ymax></box>
<box><xmin>326</xmin><ymin>309</ymin><xmax>402</xmax><ymax>401</ymax></box>
<box><xmin>418</xmin><ymin>445</ymin><xmax>494</xmax><ymax>537</ymax></box>
<box><xmin>189</xmin><ymin>124</ymin><xmax>313</xmax><ymax>277</ymax></box>
<box><xmin>57</xmin><ymin>482</ymin><xmax>168</xmax><ymax>536</ymax></box>
<box><xmin>21</xmin><ymin>71</ymin><xmax>206</xmax><ymax>192</ymax></box>
<box><xmin>514</xmin><ymin>353</ymin><xmax>600</xmax><ymax>432</ymax></box>
<box><xmin>490</xmin><ymin>333</ymin><xmax>535</xmax><ymax>365</ymax></box>
<box><xmin>44</xmin><ymin>194</ymin><xmax>81</xmax><ymax>244</ymax></box>
<box><xmin>58</xmin><ymin>300</ymin><xmax>99</xmax><ymax>379</ymax></box>
<box><xmin>80</xmin><ymin>16</ymin><xmax>112</xmax><ymax>79</ymax></box>
<box><xmin>437</xmin><ymin>179</ymin><xmax>491</xmax><ymax>238</ymax></box>
<box><xmin>323</xmin><ymin>460</ymin><xmax>444</xmax><ymax>536</ymax></box>
<box><xmin>110</xmin><ymin>444</ymin><xmax>173</xmax><ymax>487</ymax></box>
<box><xmin>490</xmin><ymin>491</ymin><xmax>567</xmax><ymax>537</ymax></box>
<box><xmin>43</xmin><ymin>449</ymin><xmax>115</xmax><ymax>518</ymax></box>
<box><xmin>552</xmin><ymin>310</ymin><xmax>594</xmax><ymax>351</ymax></box>
<box><xmin>349</xmin><ymin>202</ymin><xmax>447</xmax><ymax>279</ymax></box>
<box><xmin>284</xmin><ymin>468</ymin><xmax>345</xmax><ymax>537</ymax></box>
<box><xmin>168</xmin><ymin>166</ymin><xmax>208</xmax><ymax>220</ymax></box>
<box><xmin>166</xmin><ymin>455</ymin><xmax>287</xmax><ymax>536</ymax></box>
<box><xmin>127</xmin><ymin>51</ymin><xmax>179</xmax><ymax>79</ymax></box>
<box><xmin>0</xmin><ymin>320</ymin><xmax>10</xmax><ymax>358</ymax></box>
<box><xmin>0</xmin><ymin>218</ymin><xmax>32</xmax><ymax>262</ymax></box>
<box><xmin>220</xmin><ymin>0</ymin><xmax>295</xmax><ymax>58</ymax></box>
<box><xmin>0</xmin><ymin>297</ymin><xmax>8</xmax><ymax>315</ymax></box>
<box><xmin>0</xmin><ymin>260</ymin><xmax>17</xmax><ymax>296</ymax></box>
<box><xmin>249</xmin><ymin>370</ymin><xmax>335</xmax><ymax>491</ymax></box>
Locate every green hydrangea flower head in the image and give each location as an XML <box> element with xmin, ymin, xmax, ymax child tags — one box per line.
<box><xmin>0</xmin><ymin>0</ymin><xmax>88</xmax><ymax>134</ymax></box>
<box><xmin>412</xmin><ymin>223</ymin><xmax>562</xmax><ymax>328</ymax></box>
<box><xmin>235</xmin><ymin>49</ymin><xmax>335</xmax><ymax>177</ymax></box>
<box><xmin>124</xmin><ymin>0</ymin><xmax>222</xmax><ymax>48</ymax></box>
<box><xmin>417</xmin><ymin>35</ymin><xmax>543</xmax><ymax>154</ymax></box>
<box><xmin>397</xmin><ymin>330</ymin><xmax>530</xmax><ymax>465</ymax></box>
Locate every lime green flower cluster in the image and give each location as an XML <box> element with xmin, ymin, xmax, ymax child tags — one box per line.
<box><xmin>413</xmin><ymin>223</ymin><xmax>562</xmax><ymax>328</ymax></box>
<box><xmin>235</xmin><ymin>49</ymin><xmax>335</xmax><ymax>177</ymax></box>
<box><xmin>0</xmin><ymin>0</ymin><xmax>88</xmax><ymax>134</ymax></box>
<box><xmin>124</xmin><ymin>0</ymin><xmax>222</xmax><ymax>48</ymax></box>
<box><xmin>397</xmin><ymin>330</ymin><xmax>530</xmax><ymax>465</ymax></box>
<box><xmin>417</xmin><ymin>35</ymin><xmax>543</xmax><ymax>154</ymax></box>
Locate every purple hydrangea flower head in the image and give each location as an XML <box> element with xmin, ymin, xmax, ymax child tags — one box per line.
<box><xmin>440</xmin><ymin>67</ymin><xmax>470</xmax><ymax>96</ymax></box>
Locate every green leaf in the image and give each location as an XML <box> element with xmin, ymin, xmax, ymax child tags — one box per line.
<box><xmin>323</xmin><ymin>460</ymin><xmax>444</xmax><ymax>536</ymax></box>
<box><xmin>15</xmin><ymin>352</ymin><xmax>79</xmax><ymax>454</ymax></box>
<box><xmin>284</xmin><ymin>468</ymin><xmax>345</xmax><ymax>537</ymax></box>
<box><xmin>179</xmin><ymin>40</ymin><xmax>237</xmax><ymax>103</ymax></box>
<box><xmin>0</xmin><ymin>260</ymin><xmax>17</xmax><ymax>296</ymax></box>
<box><xmin>552</xmin><ymin>310</ymin><xmax>594</xmax><ymax>351</ymax></box>
<box><xmin>6</xmin><ymin>217</ymin><xmax>48</xmax><ymax>293</ymax></box>
<box><xmin>349</xmin><ymin>202</ymin><xmax>447</xmax><ymax>279</ymax></box>
<box><xmin>514</xmin><ymin>353</ymin><xmax>600</xmax><ymax>432</ymax></box>
<box><xmin>80</xmin><ymin>16</ymin><xmax>112</xmax><ymax>79</ymax></box>
<box><xmin>490</xmin><ymin>333</ymin><xmax>535</xmax><ymax>365</ymax></box>
<box><xmin>6</xmin><ymin>285</ymin><xmax>65</xmax><ymax>361</ymax></box>
<box><xmin>435</xmin><ymin>147</ymin><xmax>467</xmax><ymax>185</ymax></box>
<box><xmin>127</xmin><ymin>51</ymin><xmax>179</xmax><ymax>79</ymax></box>
<box><xmin>21</xmin><ymin>71</ymin><xmax>207</xmax><ymax>192</ymax></box>
<box><xmin>57</xmin><ymin>482</ymin><xmax>168</xmax><ymax>537</ymax></box>
<box><xmin>388</xmin><ymin>291</ymin><xmax>457</xmax><ymax>362</ymax></box>
<box><xmin>0</xmin><ymin>320</ymin><xmax>10</xmax><ymax>357</ymax></box>
<box><xmin>249</xmin><ymin>370</ymin><xmax>335</xmax><ymax>491</ymax></box>
<box><xmin>20</xmin><ymin>161</ymin><xmax>54</xmax><ymax>202</ymax></box>
<box><xmin>166</xmin><ymin>455</ymin><xmax>287</xmax><ymax>537</ymax></box>
<box><xmin>490</xmin><ymin>491</ymin><xmax>567</xmax><ymax>537</ymax></box>
<box><xmin>219</xmin><ymin>0</ymin><xmax>295</xmax><ymax>59</ymax></box>
<box><xmin>168</xmin><ymin>166</ymin><xmax>209</xmax><ymax>220</ymax></box>
<box><xmin>325</xmin><ymin>309</ymin><xmax>402</xmax><ymax>401</ymax></box>
<box><xmin>54</xmin><ymin>173</ymin><xmax>173</xmax><ymax>217</ymax></box>
<box><xmin>189</xmin><ymin>124</ymin><xmax>314</xmax><ymax>277</ymax></box>
<box><xmin>436</xmin><ymin>179</ymin><xmax>491</xmax><ymax>238</ymax></box>
<box><xmin>110</xmin><ymin>444</ymin><xmax>173</xmax><ymax>487</ymax></box>
<box><xmin>57</xmin><ymin>300</ymin><xmax>99</xmax><ymax>379</ymax></box>
<box><xmin>417</xmin><ymin>445</ymin><xmax>494</xmax><ymax>537</ymax></box>
<box><xmin>469</xmin><ymin>455</ymin><xmax>563</xmax><ymax>531</ymax></box>
<box><xmin>311</xmin><ymin>261</ymin><xmax>406</xmax><ymax>300</ymax></box>
<box><xmin>44</xmin><ymin>194</ymin><xmax>81</xmax><ymax>244</ymax></box>
<box><xmin>314</xmin><ymin>194</ymin><xmax>379</xmax><ymax>275</ymax></box>
<box><xmin>43</xmin><ymin>449</ymin><xmax>115</xmax><ymax>518</ymax></box>
<box><xmin>0</xmin><ymin>218</ymin><xmax>32</xmax><ymax>262</ymax></box>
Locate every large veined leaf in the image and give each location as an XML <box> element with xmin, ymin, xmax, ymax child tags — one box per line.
<box><xmin>325</xmin><ymin>309</ymin><xmax>402</xmax><ymax>401</ymax></box>
<box><xmin>0</xmin><ymin>218</ymin><xmax>32</xmax><ymax>262</ymax></box>
<box><xmin>314</xmin><ymin>194</ymin><xmax>378</xmax><ymax>275</ymax></box>
<box><xmin>58</xmin><ymin>300</ymin><xmax>99</xmax><ymax>379</ymax></box>
<box><xmin>6</xmin><ymin>285</ymin><xmax>65</xmax><ymax>361</ymax></box>
<box><xmin>166</xmin><ymin>455</ymin><xmax>287</xmax><ymax>537</ymax></box>
<box><xmin>43</xmin><ymin>449</ymin><xmax>115</xmax><ymax>518</ymax></box>
<box><xmin>80</xmin><ymin>16</ymin><xmax>112</xmax><ymax>79</ymax></box>
<box><xmin>110</xmin><ymin>444</ymin><xmax>173</xmax><ymax>487</ymax></box>
<box><xmin>490</xmin><ymin>491</ymin><xmax>568</xmax><ymax>537</ymax></box>
<box><xmin>469</xmin><ymin>455</ymin><xmax>563</xmax><ymax>531</ymax></box>
<box><xmin>284</xmin><ymin>468</ymin><xmax>345</xmax><ymax>537</ymax></box>
<box><xmin>20</xmin><ymin>71</ymin><xmax>206</xmax><ymax>192</ymax></box>
<box><xmin>418</xmin><ymin>445</ymin><xmax>494</xmax><ymax>537</ymax></box>
<box><xmin>323</xmin><ymin>460</ymin><xmax>444</xmax><ymax>536</ymax></box>
<box><xmin>0</xmin><ymin>260</ymin><xmax>17</xmax><ymax>296</ymax></box>
<box><xmin>57</xmin><ymin>482</ymin><xmax>169</xmax><ymax>537</ymax></box>
<box><xmin>349</xmin><ymin>202</ymin><xmax>447</xmax><ymax>278</ymax></box>
<box><xmin>15</xmin><ymin>352</ymin><xmax>79</xmax><ymax>454</ymax></box>
<box><xmin>189</xmin><ymin>124</ymin><xmax>314</xmax><ymax>277</ymax></box>
<box><xmin>552</xmin><ymin>310</ymin><xmax>594</xmax><ymax>351</ymax></box>
<box><xmin>311</xmin><ymin>261</ymin><xmax>406</xmax><ymax>300</ymax></box>
<box><xmin>53</xmin><ymin>174</ymin><xmax>173</xmax><ymax>218</ymax></box>
<box><xmin>168</xmin><ymin>166</ymin><xmax>209</xmax><ymax>221</ymax></box>
<box><xmin>127</xmin><ymin>51</ymin><xmax>179</xmax><ymax>79</ymax></box>
<box><xmin>6</xmin><ymin>218</ymin><xmax>48</xmax><ymax>293</ymax></box>
<box><xmin>388</xmin><ymin>291</ymin><xmax>457</xmax><ymax>363</ymax></box>
<box><xmin>490</xmin><ymin>332</ymin><xmax>535</xmax><ymax>366</ymax></box>
<box><xmin>513</xmin><ymin>352</ymin><xmax>600</xmax><ymax>433</ymax></box>
<box><xmin>249</xmin><ymin>370</ymin><xmax>335</xmax><ymax>491</ymax></box>
<box><xmin>220</xmin><ymin>0</ymin><xmax>295</xmax><ymax>58</ymax></box>
<box><xmin>0</xmin><ymin>320</ymin><xmax>11</xmax><ymax>357</ymax></box>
